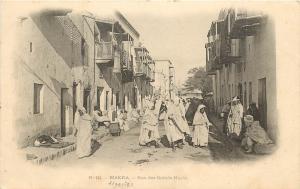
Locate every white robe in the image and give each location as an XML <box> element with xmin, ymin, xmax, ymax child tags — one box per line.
<box><xmin>192</xmin><ymin>111</ymin><xmax>211</xmax><ymax>146</ymax></box>
<box><xmin>75</xmin><ymin>113</ymin><xmax>92</xmax><ymax>158</ymax></box>
<box><xmin>164</xmin><ymin>103</ymin><xmax>184</xmax><ymax>143</ymax></box>
<box><xmin>227</xmin><ymin>104</ymin><xmax>243</xmax><ymax>136</ymax></box>
<box><xmin>139</xmin><ymin>109</ymin><xmax>160</xmax><ymax>145</ymax></box>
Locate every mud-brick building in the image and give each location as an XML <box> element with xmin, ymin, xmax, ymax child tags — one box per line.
<box><xmin>134</xmin><ymin>47</ymin><xmax>155</xmax><ymax>109</ymax></box>
<box><xmin>14</xmin><ymin>9</ymin><xmax>155</xmax><ymax>148</ymax></box>
<box><xmin>205</xmin><ymin>9</ymin><xmax>277</xmax><ymax>140</ymax></box>
<box><xmin>14</xmin><ymin>9</ymin><xmax>95</xmax><ymax>147</ymax></box>
<box><xmin>153</xmin><ymin>60</ymin><xmax>175</xmax><ymax>100</ymax></box>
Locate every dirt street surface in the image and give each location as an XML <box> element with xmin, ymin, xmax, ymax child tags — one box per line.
<box><xmin>46</xmin><ymin>115</ymin><xmax>263</xmax><ymax>167</ymax></box>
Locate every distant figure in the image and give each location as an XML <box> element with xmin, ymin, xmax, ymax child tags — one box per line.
<box><xmin>185</xmin><ymin>97</ymin><xmax>202</xmax><ymax>126</ymax></box>
<box><xmin>74</xmin><ymin>106</ymin><xmax>93</xmax><ymax>158</ymax></box>
<box><xmin>93</xmin><ymin>106</ymin><xmax>110</xmax><ymax>128</ymax></box>
<box><xmin>118</xmin><ymin>110</ymin><xmax>129</xmax><ymax>132</ymax></box>
<box><xmin>192</xmin><ymin>104</ymin><xmax>212</xmax><ymax>148</ymax></box>
<box><xmin>227</xmin><ymin>97</ymin><xmax>243</xmax><ymax>138</ymax></box>
<box><xmin>184</xmin><ymin>98</ymin><xmax>191</xmax><ymax>112</ymax></box>
<box><xmin>221</xmin><ymin>101</ymin><xmax>231</xmax><ymax>134</ymax></box>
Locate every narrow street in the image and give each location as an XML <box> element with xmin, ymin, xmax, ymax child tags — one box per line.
<box><xmin>45</xmin><ymin>114</ymin><xmax>260</xmax><ymax>167</ymax></box>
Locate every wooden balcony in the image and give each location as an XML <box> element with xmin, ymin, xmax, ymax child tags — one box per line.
<box><xmin>95</xmin><ymin>42</ymin><xmax>114</xmax><ymax>64</ymax></box>
<box><xmin>121</xmin><ymin>49</ymin><xmax>134</xmax><ymax>83</ymax></box>
<box><xmin>134</xmin><ymin>60</ymin><xmax>146</xmax><ymax>77</ymax></box>
<box><xmin>206</xmin><ymin>38</ymin><xmax>241</xmax><ymax>67</ymax></box>
<box><xmin>230</xmin><ymin>15</ymin><xmax>265</xmax><ymax>39</ymax></box>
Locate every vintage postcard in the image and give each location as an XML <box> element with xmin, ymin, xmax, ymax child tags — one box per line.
<box><xmin>0</xmin><ymin>1</ymin><xmax>299</xmax><ymax>189</ymax></box>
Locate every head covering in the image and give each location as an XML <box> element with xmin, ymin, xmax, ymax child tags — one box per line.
<box><xmin>77</xmin><ymin>106</ymin><xmax>86</xmax><ymax>113</ymax></box>
<box><xmin>244</xmin><ymin>115</ymin><xmax>254</xmax><ymax>123</ymax></box>
<box><xmin>232</xmin><ymin>96</ymin><xmax>239</xmax><ymax>102</ymax></box>
<box><xmin>197</xmin><ymin>104</ymin><xmax>206</xmax><ymax>111</ymax></box>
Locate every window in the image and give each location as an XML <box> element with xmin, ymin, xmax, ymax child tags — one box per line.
<box><xmin>30</xmin><ymin>42</ymin><xmax>33</xmax><ymax>52</ymax></box>
<box><xmin>81</xmin><ymin>38</ymin><xmax>88</xmax><ymax>65</ymax></box>
<box><xmin>33</xmin><ymin>83</ymin><xmax>43</xmax><ymax>114</ymax></box>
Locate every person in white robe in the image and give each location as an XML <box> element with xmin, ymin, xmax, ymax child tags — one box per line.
<box><xmin>118</xmin><ymin>110</ymin><xmax>129</xmax><ymax>132</ymax></box>
<box><xmin>227</xmin><ymin>97</ymin><xmax>243</xmax><ymax>137</ymax></box>
<box><xmin>139</xmin><ymin>101</ymin><xmax>160</xmax><ymax>147</ymax></box>
<box><xmin>164</xmin><ymin>101</ymin><xmax>185</xmax><ymax>150</ymax></box>
<box><xmin>192</xmin><ymin>104</ymin><xmax>212</xmax><ymax>147</ymax></box>
<box><xmin>176</xmin><ymin>97</ymin><xmax>191</xmax><ymax>136</ymax></box>
<box><xmin>74</xmin><ymin>106</ymin><xmax>93</xmax><ymax>158</ymax></box>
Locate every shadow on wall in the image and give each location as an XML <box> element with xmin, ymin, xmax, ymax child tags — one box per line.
<box><xmin>50</xmin><ymin>77</ymin><xmax>73</xmax><ymax>106</ymax></box>
<box><xmin>31</xmin><ymin>13</ymin><xmax>83</xmax><ymax>68</ymax></box>
<box><xmin>99</xmin><ymin>65</ymin><xmax>122</xmax><ymax>90</ymax></box>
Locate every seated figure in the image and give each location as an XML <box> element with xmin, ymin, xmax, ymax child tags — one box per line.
<box><xmin>241</xmin><ymin>115</ymin><xmax>273</xmax><ymax>153</ymax></box>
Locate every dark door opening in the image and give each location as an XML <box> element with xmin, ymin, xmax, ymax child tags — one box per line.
<box><xmin>83</xmin><ymin>89</ymin><xmax>91</xmax><ymax>114</ymax></box>
<box><xmin>72</xmin><ymin>83</ymin><xmax>77</xmax><ymax>124</ymax></box>
<box><xmin>258</xmin><ymin>78</ymin><xmax>267</xmax><ymax>130</ymax></box>
<box><xmin>105</xmin><ymin>91</ymin><xmax>109</xmax><ymax>110</ymax></box>
<box><xmin>61</xmin><ymin>88</ymin><xmax>68</xmax><ymax>137</ymax></box>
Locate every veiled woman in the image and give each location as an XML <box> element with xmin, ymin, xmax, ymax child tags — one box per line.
<box><xmin>192</xmin><ymin>104</ymin><xmax>212</xmax><ymax>147</ymax></box>
<box><xmin>74</xmin><ymin>106</ymin><xmax>93</xmax><ymax>158</ymax></box>
<box><xmin>227</xmin><ymin>97</ymin><xmax>243</xmax><ymax>138</ymax></box>
<box><xmin>164</xmin><ymin>100</ymin><xmax>185</xmax><ymax>151</ymax></box>
<box><xmin>139</xmin><ymin>100</ymin><xmax>160</xmax><ymax>148</ymax></box>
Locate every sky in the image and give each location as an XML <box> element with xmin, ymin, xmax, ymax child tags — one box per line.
<box><xmin>117</xmin><ymin>4</ymin><xmax>219</xmax><ymax>87</ymax></box>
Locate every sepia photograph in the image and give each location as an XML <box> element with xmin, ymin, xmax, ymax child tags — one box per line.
<box><xmin>0</xmin><ymin>1</ymin><xmax>299</xmax><ymax>189</ymax></box>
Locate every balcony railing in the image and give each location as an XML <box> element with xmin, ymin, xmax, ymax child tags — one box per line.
<box><xmin>121</xmin><ymin>50</ymin><xmax>133</xmax><ymax>71</ymax></box>
<box><xmin>95</xmin><ymin>42</ymin><xmax>113</xmax><ymax>60</ymax></box>
<box><xmin>134</xmin><ymin>60</ymin><xmax>145</xmax><ymax>76</ymax></box>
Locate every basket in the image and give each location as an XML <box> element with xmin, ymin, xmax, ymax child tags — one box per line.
<box><xmin>109</xmin><ymin>122</ymin><xmax>121</xmax><ymax>136</ymax></box>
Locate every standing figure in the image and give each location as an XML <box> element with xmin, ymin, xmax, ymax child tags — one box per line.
<box><xmin>221</xmin><ymin>101</ymin><xmax>231</xmax><ymax>134</ymax></box>
<box><xmin>164</xmin><ymin>101</ymin><xmax>185</xmax><ymax>151</ymax></box>
<box><xmin>74</xmin><ymin>106</ymin><xmax>93</xmax><ymax>158</ymax></box>
<box><xmin>227</xmin><ymin>97</ymin><xmax>243</xmax><ymax>138</ymax></box>
<box><xmin>118</xmin><ymin>110</ymin><xmax>129</xmax><ymax>132</ymax></box>
<box><xmin>139</xmin><ymin>101</ymin><xmax>160</xmax><ymax>148</ymax></box>
<box><xmin>192</xmin><ymin>104</ymin><xmax>212</xmax><ymax>148</ymax></box>
<box><xmin>175</xmin><ymin>97</ymin><xmax>191</xmax><ymax>136</ymax></box>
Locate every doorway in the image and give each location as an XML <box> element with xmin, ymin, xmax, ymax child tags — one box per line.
<box><xmin>72</xmin><ymin>83</ymin><xmax>77</xmax><ymax>124</ymax></box>
<box><xmin>83</xmin><ymin>89</ymin><xmax>91</xmax><ymax>114</ymax></box>
<box><xmin>258</xmin><ymin>78</ymin><xmax>267</xmax><ymax>130</ymax></box>
<box><xmin>96</xmin><ymin>87</ymin><xmax>103</xmax><ymax>109</ymax></box>
<box><xmin>61</xmin><ymin>88</ymin><xmax>68</xmax><ymax>137</ymax></box>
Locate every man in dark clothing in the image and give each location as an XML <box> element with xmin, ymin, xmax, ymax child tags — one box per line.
<box><xmin>185</xmin><ymin>97</ymin><xmax>202</xmax><ymax>126</ymax></box>
<box><xmin>221</xmin><ymin>101</ymin><xmax>231</xmax><ymax>134</ymax></box>
<box><xmin>247</xmin><ymin>102</ymin><xmax>260</xmax><ymax>122</ymax></box>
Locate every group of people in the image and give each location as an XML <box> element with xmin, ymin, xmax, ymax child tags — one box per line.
<box><xmin>139</xmin><ymin>95</ymin><xmax>212</xmax><ymax>151</ymax></box>
<box><xmin>221</xmin><ymin>96</ymin><xmax>273</xmax><ymax>153</ymax></box>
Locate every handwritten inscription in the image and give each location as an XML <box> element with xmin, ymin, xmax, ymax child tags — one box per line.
<box><xmin>88</xmin><ymin>175</ymin><xmax>188</xmax><ymax>187</ymax></box>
